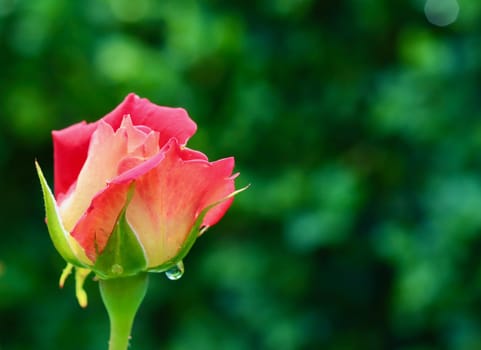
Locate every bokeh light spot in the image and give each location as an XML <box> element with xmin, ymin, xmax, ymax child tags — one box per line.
<box><xmin>424</xmin><ymin>0</ymin><xmax>459</xmax><ymax>26</ymax></box>
<box><xmin>95</xmin><ymin>36</ymin><xmax>144</xmax><ymax>82</ymax></box>
<box><xmin>108</xmin><ymin>0</ymin><xmax>150</xmax><ymax>22</ymax></box>
<box><xmin>0</xmin><ymin>0</ymin><xmax>16</xmax><ymax>16</ymax></box>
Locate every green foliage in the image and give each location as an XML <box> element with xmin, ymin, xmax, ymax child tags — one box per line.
<box><xmin>1</xmin><ymin>0</ymin><xmax>481</xmax><ymax>349</ymax></box>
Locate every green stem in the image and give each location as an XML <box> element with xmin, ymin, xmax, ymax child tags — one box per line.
<box><xmin>99</xmin><ymin>273</ymin><xmax>149</xmax><ymax>350</ymax></box>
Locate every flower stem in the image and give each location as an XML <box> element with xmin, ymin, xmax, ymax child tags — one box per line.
<box><xmin>99</xmin><ymin>273</ymin><xmax>149</xmax><ymax>350</ymax></box>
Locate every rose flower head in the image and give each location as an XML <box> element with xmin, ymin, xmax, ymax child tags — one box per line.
<box><xmin>36</xmin><ymin>93</ymin><xmax>245</xmax><ymax>306</ymax></box>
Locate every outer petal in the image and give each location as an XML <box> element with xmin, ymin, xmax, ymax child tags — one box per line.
<box><xmin>102</xmin><ymin>93</ymin><xmax>197</xmax><ymax>147</ymax></box>
<box><xmin>58</xmin><ymin>121</ymin><xmax>129</xmax><ymax>231</ymax></box>
<box><xmin>53</xmin><ymin>121</ymin><xmax>98</xmax><ymax>199</ymax></box>
<box><xmin>71</xmin><ymin>181</ymin><xmax>132</xmax><ymax>261</ymax></box>
<box><xmin>125</xmin><ymin>139</ymin><xmax>236</xmax><ymax>267</ymax></box>
<box><xmin>199</xmin><ymin>160</ymin><xmax>236</xmax><ymax>228</ymax></box>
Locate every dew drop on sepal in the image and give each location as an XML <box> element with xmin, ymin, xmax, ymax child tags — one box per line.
<box><xmin>111</xmin><ymin>264</ymin><xmax>124</xmax><ymax>275</ymax></box>
<box><xmin>165</xmin><ymin>261</ymin><xmax>184</xmax><ymax>280</ymax></box>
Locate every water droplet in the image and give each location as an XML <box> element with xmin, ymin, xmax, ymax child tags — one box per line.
<box><xmin>165</xmin><ymin>261</ymin><xmax>184</xmax><ymax>280</ymax></box>
<box><xmin>111</xmin><ymin>264</ymin><xmax>124</xmax><ymax>275</ymax></box>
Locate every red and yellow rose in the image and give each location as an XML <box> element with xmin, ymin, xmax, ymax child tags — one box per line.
<box><xmin>36</xmin><ymin>93</ymin><xmax>243</xmax><ymax>305</ymax></box>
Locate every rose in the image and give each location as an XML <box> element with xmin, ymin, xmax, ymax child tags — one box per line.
<box><xmin>36</xmin><ymin>93</ymin><xmax>246</xmax><ymax>349</ymax></box>
<box><xmin>36</xmin><ymin>93</ymin><xmax>242</xmax><ymax>303</ymax></box>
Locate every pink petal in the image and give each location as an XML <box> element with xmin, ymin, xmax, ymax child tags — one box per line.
<box><xmin>52</xmin><ymin>121</ymin><xmax>98</xmax><ymax>199</ymax></box>
<box><xmin>114</xmin><ymin>131</ymin><xmax>159</xmax><ymax>175</ymax></box>
<box><xmin>125</xmin><ymin>139</ymin><xmax>236</xmax><ymax>267</ymax></box>
<box><xmin>178</xmin><ymin>147</ymin><xmax>208</xmax><ymax>161</ymax></box>
<box><xmin>52</xmin><ymin>94</ymin><xmax>196</xmax><ymax>199</ymax></box>
<box><xmin>119</xmin><ymin>115</ymin><xmax>149</xmax><ymax>153</ymax></box>
<box><xmin>59</xmin><ymin>116</ymin><xmax>162</xmax><ymax>232</ymax></box>
<box><xmin>198</xmin><ymin>158</ymin><xmax>236</xmax><ymax>227</ymax></box>
<box><xmin>102</xmin><ymin>93</ymin><xmax>197</xmax><ymax>147</ymax></box>
<box><xmin>58</xmin><ymin>121</ymin><xmax>128</xmax><ymax>231</ymax></box>
<box><xmin>112</xmin><ymin>147</ymin><xmax>167</xmax><ymax>185</ymax></box>
<box><xmin>71</xmin><ymin>181</ymin><xmax>132</xmax><ymax>261</ymax></box>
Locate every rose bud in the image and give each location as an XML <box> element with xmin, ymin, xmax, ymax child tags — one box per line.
<box><xmin>36</xmin><ymin>94</ymin><xmax>245</xmax><ymax>306</ymax></box>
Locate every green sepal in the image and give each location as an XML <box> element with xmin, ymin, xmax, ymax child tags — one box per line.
<box><xmin>59</xmin><ymin>263</ymin><xmax>74</xmax><ymax>288</ymax></box>
<box><xmin>148</xmin><ymin>185</ymin><xmax>250</xmax><ymax>273</ymax></box>
<box><xmin>35</xmin><ymin>161</ymin><xmax>86</xmax><ymax>267</ymax></box>
<box><xmin>94</xmin><ymin>199</ymin><xmax>147</xmax><ymax>279</ymax></box>
<box><xmin>74</xmin><ymin>267</ymin><xmax>92</xmax><ymax>308</ymax></box>
<box><xmin>58</xmin><ymin>263</ymin><xmax>92</xmax><ymax>308</ymax></box>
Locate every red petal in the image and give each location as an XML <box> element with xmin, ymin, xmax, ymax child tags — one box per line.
<box><xmin>198</xmin><ymin>157</ymin><xmax>236</xmax><ymax>227</ymax></box>
<box><xmin>52</xmin><ymin>94</ymin><xmax>196</xmax><ymax>199</ymax></box>
<box><xmin>102</xmin><ymin>93</ymin><xmax>197</xmax><ymax>147</ymax></box>
<box><xmin>71</xmin><ymin>181</ymin><xmax>132</xmax><ymax>261</ymax></box>
<box><xmin>52</xmin><ymin>121</ymin><xmax>98</xmax><ymax>199</ymax></box>
<box><xmin>125</xmin><ymin>139</ymin><xmax>236</xmax><ymax>266</ymax></box>
<box><xmin>179</xmin><ymin>147</ymin><xmax>208</xmax><ymax>161</ymax></box>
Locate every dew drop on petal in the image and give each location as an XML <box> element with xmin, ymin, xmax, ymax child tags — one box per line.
<box><xmin>165</xmin><ymin>261</ymin><xmax>184</xmax><ymax>280</ymax></box>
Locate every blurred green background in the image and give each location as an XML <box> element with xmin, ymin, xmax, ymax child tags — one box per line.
<box><xmin>1</xmin><ymin>0</ymin><xmax>481</xmax><ymax>349</ymax></box>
